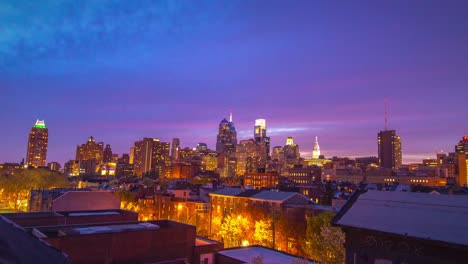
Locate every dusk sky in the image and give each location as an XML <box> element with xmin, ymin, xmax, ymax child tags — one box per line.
<box><xmin>2</xmin><ymin>0</ymin><xmax>468</xmax><ymax>166</ymax></box>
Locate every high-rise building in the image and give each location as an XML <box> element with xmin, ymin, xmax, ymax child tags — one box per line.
<box><xmin>133</xmin><ymin>138</ymin><xmax>157</xmax><ymax>177</ymax></box>
<box><xmin>216</xmin><ymin>114</ymin><xmax>237</xmax><ymax>177</ymax></box>
<box><xmin>254</xmin><ymin>119</ymin><xmax>270</xmax><ymax>158</ymax></box>
<box><xmin>312</xmin><ymin>136</ymin><xmax>320</xmax><ymax>159</ymax></box>
<box><xmin>26</xmin><ymin>120</ymin><xmax>49</xmax><ymax>167</ymax></box>
<box><xmin>153</xmin><ymin>141</ymin><xmax>170</xmax><ymax>177</ymax></box>
<box><xmin>103</xmin><ymin>144</ymin><xmax>113</xmax><ymax>163</ymax></box>
<box><xmin>378</xmin><ymin>130</ymin><xmax>402</xmax><ymax>170</ymax></box>
<box><xmin>456</xmin><ymin>136</ymin><xmax>468</xmax><ymax>186</ymax></box>
<box><xmin>76</xmin><ymin>137</ymin><xmax>104</xmax><ymax>164</ymax></box>
<box><xmin>171</xmin><ymin>138</ymin><xmax>180</xmax><ymax>161</ymax></box>
<box><xmin>216</xmin><ymin>114</ymin><xmax>237</xmax><ymax>153</ymax></box>
<box><xmin>129</xmin><ymin>147</ymin><xmax>135</xmax><ymax>165</ymax></box>
<box><xmin>236</xmin><ymin>139</ymin><xmax>264</xmax><ymax>175</ymax></box>
<box><xmin>133</xmin><ymin>138</ymin><xmax>171</xmax><ymax>177</ymax></box>
<box><xmin>283</xmin><ymin>137</ymin><xmax>300</xmax><ymax>167</ymax></box>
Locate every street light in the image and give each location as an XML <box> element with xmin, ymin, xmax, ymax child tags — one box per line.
<box><xmin>177</xmin><ymin>204</ymin><xmax>189</xmax><ymax>223</ymax></box>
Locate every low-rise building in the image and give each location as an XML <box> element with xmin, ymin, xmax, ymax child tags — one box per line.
<box><xmin>333</xmin><ymin>190</ymin><xmax>468</xmax><ymax>264</ymax></box>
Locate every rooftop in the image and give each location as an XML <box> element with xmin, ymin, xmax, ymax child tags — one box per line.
<box><xmin>217</xmin><ymin>245</ymin><xmax>314</xmax><ymax>264</ymax></box>
<box><xmin>250</xmin><ymin>190</ymin><xmax>310</xmax><ymax>203</ymax></box>
<box><xmin>33</xmin><ymin>119</ymin><xmax>46</xmax><ymax>129</ymax></box>
<box><xmin>333</xmin><ymin>190</ymin><xmax>468</xmax><ymax>246</ymax></box>
<box><xmin>0</xmin><ymin>216</ymin><xmax>69</xmax><ymax>263</ymax></box>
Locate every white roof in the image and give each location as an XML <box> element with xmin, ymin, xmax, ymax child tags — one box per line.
<box><xmin>218</xmin><ymin>246</ymin><xmax>314</xmax><ymax>264</ymax></box>
<box><xmin>335</xmin><ymin>190</ymin><xmax>468</xmax><ymax>246</ymax></box>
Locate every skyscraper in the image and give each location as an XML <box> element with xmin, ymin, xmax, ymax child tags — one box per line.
<box><xmin>76</xmin><ymin>136</ymin><xmax>104</xmax><ymax>164</ymax></box>
<box><xmin>26</xmin><ymin>120</ymin><xmax>49</xmax><ymax>167</ymax></box>
<box><xmin>133</xmin><ymin>138</ymin><xmax>171</xmax><ymax>177</ymax></box>
<box><xmin>312</xmin><ymin>136</ymin><xmax>320</xmax><ymax>159</ymax></box>
<box><xmin>456</xmin><ymin>136</ymin><xmax>468</xmax><ymax>186</ymax></box>
<box><xmin>133</xmin><ymin>138</ymin><xmax>157</xmax><ymax>177</ymax></box>
<box><xmin>103</xmin><ymin>144</ymin><xmax>113</xmax><ymax>163</ymax></box>
<box><xmin>216</xmin><ymin>114</ymin><xmax>237</xmax><ymax>177</ymax></box>
<box><xmin>171</xmin><ymin>138</ymin><xmax>180</xmax><ymax>161</ymax></box>
<box><xmin>254</xmin><ymin>119</ymin><xmax>270</xmax><ymax>158</ymax></box>
<box><xmin>378</xmin><ymin>130</ymin><xmax>402</xmax><ymax>169</ymax></box>
<box><xmin>216</xmin><ymin>114</ymin><xmax>237</xmax><ymax>153</ymax></box>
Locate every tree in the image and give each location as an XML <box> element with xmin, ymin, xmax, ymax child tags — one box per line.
<box><xmin>302</xmin><ymin>211</ymin><xmax>344</xmax><ymax>264</ymax></box>
<box><xmin>0</xmin><ymin>168</ymin><xmax>68</xmax><ymax>212</ymax></box>
<box><xmin>219</xmin><ymin>215</ymin><xmax>251</xmax><ymax>248</ymax></box>
<box><xmin>253</xmin><ymin>219</ymin><xmax>273</xmax><ymax>247</ymax></box>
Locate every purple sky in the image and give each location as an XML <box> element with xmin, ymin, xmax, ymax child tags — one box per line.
<box><xmin>2</xmin><ymin>1</ymin><xmax>468</xmax><ymax>166</ymax></box>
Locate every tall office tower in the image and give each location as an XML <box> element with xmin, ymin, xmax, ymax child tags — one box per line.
<box><xmin>312</xmin><ymin>136</ymin><xmax>321</xmax><ymax>159</ymax></box>
<box><xmin>377</xmin><ymin>130</ymin><xmax>402</xmax><ymax>169</ymax></box>
<box><xmin>236</xmin><ymin>139</ymin><xmax>264</xmax><ymax>175</ymax></box>
<box><xmin>103</xmin><ymin>144</ymin><xmax>113</xmax><ymax>163</ymax></box>
<box><xmin>26</xmin><ymin>120</ymin><xmax>49</xmax><ymax>167</ymax></box>
<box><xmin>76</xmin><ymin>136</ymin><xmax>104</xmax><ymax>164</ymax></box>
<box><xmin>254</xmin><ymin>119</ymin><xmax>271</xmax><ymax>158</ymax></box>
<box><xmin>271</xmin><ymin>146</ymin><xmax>285</xmax><ymax>162</ymax></box>
<box><xmin>153</xmin><ymin>141</ymin><xmax>171</xmax><ymax>177</ymax></box>
<box><xmin>171</xmin><ymin>138</ymin><xmax>180</xmax><ymax>161</ymax></box>
<box><xmin>129</xmin><ymin>147</ymin><xmax>135</xmax><ymax>164</ymax></box>
<box><xmin>216</xmin><ymin>114</ymin><xmax>237</xmax><ymax>177</ymax></box>
<box><xmin>283</xmin><ymin>137</ymin><xmax>300</xmax><ymax>160</ymax></box>
<box><xmin>456</xmin><ymin>136</ymin><xmax>468</xmax><ymax>186</ymax></box>
<box><xmin>216</xmin><ymin>114</ymin><xmax>237</xmax><ymax>153</ymax></box>
<box><xmin>133</xmin><ymin>138</ymin><xmax>156</xmax><ymax>177</ymax></box>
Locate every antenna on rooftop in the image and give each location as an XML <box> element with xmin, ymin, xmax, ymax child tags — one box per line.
<box><xmin>384</xmin><ymin>98</ymin><xmax>388</xmax><ymax>131</ymax></box>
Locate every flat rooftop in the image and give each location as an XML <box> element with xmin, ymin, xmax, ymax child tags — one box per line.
<box><xmin>29</xmin><ymin>220</ymin><xmax>187</xmax><ymax>238</ymax></box>
<box><xmin>218</xmin><ymin>246</ymin><xmax>314</xmax><ymax>264</ymax></box>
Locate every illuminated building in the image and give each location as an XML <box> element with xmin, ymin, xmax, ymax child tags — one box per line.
<box><xmin>64</xmin><ymin>160</ymin><xmax>80</xmax><ymax>176</ymax></box>
<box><xmin>75</xmin><ymin>136</ymin><xmax>104</xmax><ymax>164</ymax></box>
<box><xmin>152</xmin><ymin>141</ymin><xmax>171</xmax><ymax>177</ymax></box>
<box><xmin>244</xmin><ymin>172</ymin><xmax>279</xmax><ymax>189</ymax></box>
<box><xmin>378</xmin><ymin>130</ymin><xmax>402</xmax><ymax>170</ymax></box>
<box><xmin>254</xmin><ymin>119</ymin><xmax>270</xmax><ymax>158</ymax></box>
<box><xmin>133</xmin><ymin>138</ymin><xmax>170</xmax><ymax>177</ymax></box>
<box><xmin>196</xmin><ymin>142</ymin><xmax>208</xmax><ymax>152</ymax></box>
<box><xmin>99</xmin><ymin>162</ymin><xmax>116</xmax><ymax>176</ymax></box>
<box><xmin>216</xmin><ymin>114</ymin><xmax>237</xmax><ymax>177</ymax></box>
<box><xmin>171</xmin><ymin>138</ymin><xmax>180</xmax><ymax>161</ymax></box>
<box><xmin>286</xmin><ymin>165</ymin><xmax>321</xmax><ymax>185</ymax></box>
<box><xmin>271</xmin><ymin>146</ymin><xmax>284</xmax><ymax>162</ymax></box>
<box><xmin>216</xmin><ymin>114</ymin><xmax>237</xmax><ymax>153</ymax></box>
<box><xmin>236</xmin><ymin>139</ymin><xmax>265</xmax><ymax>176</ymax></box>
<box><xmin>283</xmin><ymin>137</ymin><xmax>300</xmax><ymax>165</ymax></box>
<box><xmin>179</xmin><ymin>147</ymin><xmax>195</xmax><ymax>160</ymax></box>
<box><xmin>202</xmin><ymin>151</ymin><xmax>218</xmax><ymax>171</ymax></box>
<box><xmin>133</xmin><ymin>138</ymin><xmax>157</xmax><ymax>177</ymax></box>
<box><xmin>103</xmin><ymin>144</ymin><xmax>113</xmax><ymax>163</ymax></box>
<box><xmin>129</xmin><ymin>146</ymin><xmax>135</xmax><ymax>164</ymax></box>
<box><xmin>47</xmin><ymin>162</ymin><xmax>61</xmax><ymax>172</ymax></box>
<box><xmin>26</xmin><ymin>120</ymin><xmax>48</xmax><ymax>167</ymax></box>
<box><xmin>456</xmin><ymin>136</ymin><xmax>468</xmax><ymax>186</ymax></box>
<box><xmin>312</xmin><ymin>136</ymin><xmax>320</xmax><ymax>159</ymax></box>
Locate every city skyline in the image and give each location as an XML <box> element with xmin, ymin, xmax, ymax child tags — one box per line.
<box><xmin>2</xmin><ymin>116</ymin><xmax>466</xmax><ymax>167</ymax></box>
<box><xmin>2</xmin><ymin>1</ymin><xmax>468</xmax><ymax>165</ymax></box>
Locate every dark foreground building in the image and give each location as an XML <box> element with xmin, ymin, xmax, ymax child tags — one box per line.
<box><xmin>333</xmin><ymin>190</ymin><xmax>468</xmax><ymax>264</ymax></box>
<box><xmin>1</xmin><ymin>209</ymin><xmax>222</xmax><ymax>264</ymax></box>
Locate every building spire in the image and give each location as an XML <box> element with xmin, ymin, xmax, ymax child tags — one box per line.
<box><xmin>229</xmin><ymin>112</ymin><xmax>233</xmax><ymax>122</ymax></box>
<box><xmin>312</xmin><ymin>136</ymin><xmax>320</xmax><ymax>159</ymax></box>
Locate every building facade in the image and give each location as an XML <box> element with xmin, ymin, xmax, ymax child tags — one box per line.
<box><xmin>26</xmin><ymin>120</ymin><xmax>49</xmax><ymax>167</ymax></box>
<box><xmin>75</xmin><ymin>136</ymin><xmax>104</xmax><ymax>164</ymax></box>
<box><xmin>378</xmin><ymin>130</ymin><xmax>402</xmax><ymax>170</ymax></box>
